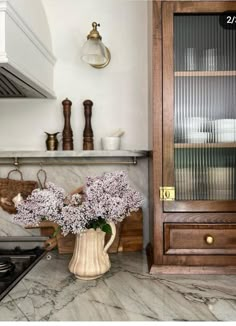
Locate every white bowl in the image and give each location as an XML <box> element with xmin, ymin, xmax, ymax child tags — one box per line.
<box><xmin>102</xmin><ymin>137</ymin><xmax>121</xmax><ymax>150</ymax></box>
<box><xmin>208</xmin><ymin>167</ymin><xmax>233</xmax><ymax>182</ymax></box>
<box><xmin>214</xmin><ymin>131</ymin><xmax>235</xmax><ymax>142</ymax></box>
<box><xmin>185</xmin><ymin>132</ymin><xmax>211</xmax><ymax>143</ymax></box>
<box><xmin>213</xmin><ymin>119</ymin><xmax>236</xmax><ymax>130</ymax></box>
<box><xmin>184</xmin><ymin>117</ymin><xmax>208</xmax><ymax>131</ymax></box>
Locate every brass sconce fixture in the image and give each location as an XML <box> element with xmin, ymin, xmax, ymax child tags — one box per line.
<box><xmin>81</xmin><ymin>22</ymin><xmax>111</xmax><ymax>69</ymax></box>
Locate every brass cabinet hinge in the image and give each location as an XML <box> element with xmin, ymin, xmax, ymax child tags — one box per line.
<box><xmin>159</xmin><ymin>187</ymin><xmax>175</xmax><ymax>201</ymax></box>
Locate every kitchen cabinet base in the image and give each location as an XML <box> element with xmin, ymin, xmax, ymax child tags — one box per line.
<box><xmin>150</xmin><ymin>264</ymin><xmax>236</xmax><ymax>275</ymax></box>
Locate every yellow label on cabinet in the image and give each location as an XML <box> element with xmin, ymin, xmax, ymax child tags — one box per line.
<box><xmin>159</xmin><ymin>187</ymin><xmax>175</xmax><ymax>201</ymax></box>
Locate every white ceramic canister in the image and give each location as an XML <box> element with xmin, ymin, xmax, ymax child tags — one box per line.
<box><xmin>102</xmin><ymin>137</ymin><xmax>121</xmax><ymax>150</ymax></box>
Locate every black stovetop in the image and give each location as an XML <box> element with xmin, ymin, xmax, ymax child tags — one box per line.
<box><xmin>0</xmin><ymin>246</ymin><xmax>46</xmax><ymax>302</ymax></box>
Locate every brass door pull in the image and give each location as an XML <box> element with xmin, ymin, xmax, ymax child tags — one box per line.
<box><xmin>205</xmin><ymin>235</ymin><xmax>214</xmax><ymax>245</ymax></box>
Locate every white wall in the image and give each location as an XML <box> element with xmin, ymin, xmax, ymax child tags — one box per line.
<box><xmin>8</xmin><ymin>0</ymin><xmax>53</xmax><ymax>51</ymax></box>
<box><xmin>0</xmin><ymin>0</ymin><xmax>149</xmax><ymax>151</ymax></box>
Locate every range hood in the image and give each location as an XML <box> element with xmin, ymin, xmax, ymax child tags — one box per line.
<box><xmin>0</xmin><ymin>0</ymin><xmax>56</xmax><ymax>98</ymax></box>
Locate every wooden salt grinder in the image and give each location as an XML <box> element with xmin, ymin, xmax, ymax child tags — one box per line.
<box><xmin>83</xmin><ymin>100</ymin><xmax>94</xmax><ymax>150</ymax></box>
<box><xmin>62</xmin><ymin>98</ymin><xmax>73</xmax><ymax>150</ymax></box>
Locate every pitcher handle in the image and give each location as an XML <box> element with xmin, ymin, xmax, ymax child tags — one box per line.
<box><xmin>103</xmin><ymin>222</ymin><xmax>116</xmax><ymax>254</ymax></box>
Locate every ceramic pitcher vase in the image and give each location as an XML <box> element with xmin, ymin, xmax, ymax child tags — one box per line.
<box><xmin>68</xmin><ymin>222</ymin><xmax>116</xmax><ymax>280</ymax></box>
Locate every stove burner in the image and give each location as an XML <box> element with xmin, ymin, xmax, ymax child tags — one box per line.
<box><xmin>0</xmin><ymin>258</ymin><xmax>15</xmax><ymax>277</ymax></box>
<box><xmin>0</xmin><ymin>246</ymin><xmax>43</xmax><ymax>256</ymax></box>
<box><xmin>0</xmin><ymin>246</ymin><xmax>45</xmax><ymax>301</ymax></box>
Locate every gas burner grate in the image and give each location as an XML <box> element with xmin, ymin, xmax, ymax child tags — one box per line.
<box><xmin>0</xmin><ymin>247</ymin><xmax>46</xmax><ymax>301</ymax></box>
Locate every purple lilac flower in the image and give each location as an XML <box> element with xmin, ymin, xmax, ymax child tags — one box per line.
<box><xmin>13</xmin><ymin>182</ymin><xmax>65</xmax><ymax>226</ymax></box>
<box><xmin>58</xmin><ymin>171</ymin><xmax>144</xmax><ymax>235</ymax></box>
<box><xmin>13</xmin><ymin>171</ymin><xmax>144</xmax><ymax>235</ymax></box>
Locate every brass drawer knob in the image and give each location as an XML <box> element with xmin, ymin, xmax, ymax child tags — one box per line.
<box><xmin>205</xmin><ymin>235</ymin><xmax>214</xmax><ymax>245</ymax></box>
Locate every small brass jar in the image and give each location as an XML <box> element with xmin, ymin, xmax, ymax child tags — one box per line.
<box><xmin>45</xmin><ymin>132</ymin><xmax>60</xmax><ymax>151</ymax></box>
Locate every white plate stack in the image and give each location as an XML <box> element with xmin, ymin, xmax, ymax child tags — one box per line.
<box><xmin>186</xmin><ymin>131</ymin><xmax>211</xmax><ymax>144</ymax></box>
<box><xmin>175</xmin><ymin>168</ymin><xmax>194</xmax><ymax>200</ymax></box>
<box><xmin>208</xmin><ymin>167</ymin><xmax>235</xmax><ymax>200</ymax></box>
<box><xmin>212</xmin><ymin>119</ymin><xmax>236</xmax><ymax>142</ymax></box>
<box><xmin>176</xmin><ymin>167</ymin><xmax>235</xmax><ymax>200</ymax></box>
<box><xmin>176</xmin><ymin>117</ymin><xmax>211</xmax><ymax>143</ymax></box>
<box><xmin>175</xmin><ymin>168</ymin><xmax>208</xmax><ymax>200</ymax></box>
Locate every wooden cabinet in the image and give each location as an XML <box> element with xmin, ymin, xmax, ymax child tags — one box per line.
<box><xmin>150</xmin><ymin>0</ymin><xmax>236</xmax><ymax>273</ymax></box>
<box><xmin>164</xmin><ymin>224</ymin><xmax>236</xmax><ymax>255</ymax></box>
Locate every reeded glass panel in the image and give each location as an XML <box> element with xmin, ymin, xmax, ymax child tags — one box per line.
<box><xmin>174</xmin><ymin>14</ymin><xmax>236</xmax><ymax>200</ymax></box>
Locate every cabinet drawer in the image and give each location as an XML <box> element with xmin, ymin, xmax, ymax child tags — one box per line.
<box><xmin>164</xmin><ymin>224</ymin><xmax>236</xmax><ymax>255</ymax></box>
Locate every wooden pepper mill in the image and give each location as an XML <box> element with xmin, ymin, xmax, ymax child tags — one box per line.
<box><xmin>62</xmin><ymin>98</ymin><xmax>74</xmax><ymax>150</ymax></box>
<box><xmin>83</xmin><ymin>100</ymin><xmax>94</xmax><ymax>150</ymax></box>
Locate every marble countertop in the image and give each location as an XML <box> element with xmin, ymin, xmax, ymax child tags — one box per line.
<box><xmin>1</xmin><ymin>251</ymin><xmax>236</xmax><ymax>321</ymax></box>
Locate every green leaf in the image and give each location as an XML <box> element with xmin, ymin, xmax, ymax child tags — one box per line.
<box><xmin>101</xmin><ymin>224</ymin><xmax>112</xmax><ymax>235</ymax></box>
<box><xmin>86</xmin><ymin>218</ymin><xmax>112</xmax><ymax>234</ymax></box>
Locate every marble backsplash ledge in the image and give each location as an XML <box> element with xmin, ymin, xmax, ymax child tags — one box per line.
<box><xmin>0</xmin><ymin>158</ymin><xmax>149</xmax><ymax>246</ymax></box>
<box><xmin>0</xmin><ymin>208</ymin><xmax>39</xmax><ymax>237</ymax></box>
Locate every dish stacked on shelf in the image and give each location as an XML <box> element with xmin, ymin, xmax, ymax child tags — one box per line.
<box><xmin>175</xmin><ymin>167</ymin><xmax>235</xmax><ymax>200</ymax></box>
<box><xmin>175</xmin><ymin>168</ymin><xmax>208</xmax><ymax>200</ymax></box>
<box><xmin>208</xmin><ymin>167</ymin><xmax>235</xmax><ymax>200</ymax></box>
<box><xmin>212</xmin><ymin>119</ymin><xmax>236</xmax><ymax>143</ymax></box>
<box><xmin>175</xmin><ymin>168</ymin><xmax>194</xmax><ymax>200</ymax></box>
<box><xmin>175</xmin><ymin>117</ymin><xmax>212</xmax><ymax>143</ymax></box>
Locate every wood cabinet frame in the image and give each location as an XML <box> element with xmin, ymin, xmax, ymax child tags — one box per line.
<box><xmin>150</xmin><ymin>0</ymin><xmax>236</xmax><ymax>273</ymax></box>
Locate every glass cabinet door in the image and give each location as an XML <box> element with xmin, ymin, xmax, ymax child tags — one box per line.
<box><xmin>162</xmin><ymin>2</ymin><xmax>236</xmax><ymax>212</ymax></box>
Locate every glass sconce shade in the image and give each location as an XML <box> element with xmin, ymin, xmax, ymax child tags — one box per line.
<box><xmin>81</xmin><ymin>22</ymin><xmax>111</xmax><ymax>68</ymax></box>
<box><xmin>81</xmin><ymin>39</ymin><xmax>108</xmax><ymax>65</ymax></box>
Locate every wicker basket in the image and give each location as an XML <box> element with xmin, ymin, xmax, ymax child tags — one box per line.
<box><xmin>0</xmin><ymin>169</ymin><xmax>38</xmax><ymax>214</ymax></box>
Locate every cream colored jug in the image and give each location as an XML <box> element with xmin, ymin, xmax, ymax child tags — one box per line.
<box><xmin>68</xmin><ymin>222</ymin><xmax>116</xmax><ymax>280</ymax></box>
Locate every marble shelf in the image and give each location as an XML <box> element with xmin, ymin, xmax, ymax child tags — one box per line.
<box><xmin>0</xmin><ymin>150</ymin><xmax>148</xmax><ymax>158</ymax></box>
<box><xmin>0</xmin><ymin>150</ymin><xmax>149</xmax><ymax>166</ymax></box>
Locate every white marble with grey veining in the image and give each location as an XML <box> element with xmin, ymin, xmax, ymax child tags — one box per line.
<box><xmin>0</xmin><ymin>150</ymin><xmax>148</xmax><ymax>158</ymax></box>
<box><xmin>0</xmin><ymin>158</ymin><xmax>149</xmax><ymax>244</ymax></box>
<box><xmin>1</xmin><ymin>252</ymin><xmax>236</xmax><ymax>321</ymax></box>
<box><xmin>0</xmin><ymin>208</ymin><xmax>39</xmax><ymax>237</ymax></box>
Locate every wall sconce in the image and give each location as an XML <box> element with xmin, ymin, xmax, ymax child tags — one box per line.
<box><xmin>81</xmin><ymin>22</ymin><xmax>111</xmax><ymax>69</ymax></box>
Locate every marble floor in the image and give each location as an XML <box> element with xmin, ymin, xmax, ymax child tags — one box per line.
<box><xmin>1</xmin><ymin>251</ymin><xmax>236</xmax><ymax>321</ymax></box>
